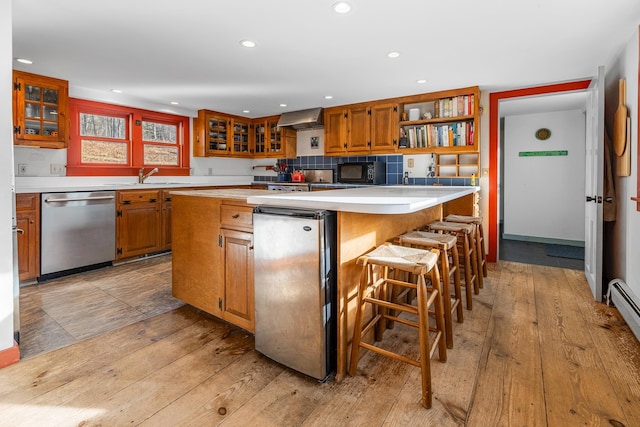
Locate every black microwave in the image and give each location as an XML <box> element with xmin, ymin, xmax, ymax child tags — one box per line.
<box><xmin>337</xmin><ymin>161</ymin><xmax>386</xmax><ymax>184</ymax></box>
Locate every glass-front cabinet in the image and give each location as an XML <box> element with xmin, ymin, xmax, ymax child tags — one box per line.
<box><xmin>193</xmin><ymin>110</ymin><xmax>255</xmax><ymax>157</ymax></box>
<box><xmin>13</xmin><ymin>70</ymin><xmax>69</xmax><ymax>148</ymax></box>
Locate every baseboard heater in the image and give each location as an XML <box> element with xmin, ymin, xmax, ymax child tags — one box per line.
<box><xmin>606</xmin><ymin>279</ymin><xmax>640</xmax><ymax>342</ymax></box>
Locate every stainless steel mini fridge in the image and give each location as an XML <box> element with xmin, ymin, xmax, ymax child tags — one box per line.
<box><xmin>253</xmin><ymin>206</ymin><xmax>336</xmax><ymax>381</ymax></box>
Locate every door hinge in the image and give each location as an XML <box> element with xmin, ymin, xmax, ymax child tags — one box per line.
<box><xmin>344</xmin><ymin>112</ymin><xmax>348</xmax><ymax>119</ymax></box>
<box><xmin>13</xmin><ymin>82</ymin><xmax>21</xmax><ymax>91</ymax></box>
<box><xmin>122</xmin><ymin>200</ymin><xmax>131</xmax><ymax>205</ymax></box>
<box><xmin>116</xmin><ymin>248</ymin><xmax>122</xmax><ymax>255</ymax></box>
<box><xmin>218</xmin><ymin>297</ymin><xmax>222</xmax><ymax>310</ymax></box>
<box><xmin>218</xmin><ymin>235</ymin><xmax>222</xmax><ymax>247</ymax></box>
<box><xmin>149</xmin><ymin>198</ymin><xmax>157</xmax><ymax>203</ymax></box>
<box><xmin>393</xmin><ymin>105</ymin><xmax>398</xmax><ymax>112</ymax></box>
<box><xmin>117</xmin><ymin>210</ymin><xmax>122</xmax><ymax>217</ymax></box>
<box><xmin>13</xmin><ymin>126</ymin><xmax>21</xmax><ymax>134</ymax></box>
<box><xmin>367</xmin><ymin>109</ymin><xmax>371</xmax><ymax>116</ymax></box>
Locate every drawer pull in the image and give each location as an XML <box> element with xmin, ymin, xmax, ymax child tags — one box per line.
<box><xmin>232</xmin><ymin>214</ymin><xmax>240</xmax><ymax>219</ymax></box>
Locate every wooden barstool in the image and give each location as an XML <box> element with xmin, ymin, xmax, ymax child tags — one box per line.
<box><xmin>445</xmin><ymin>214</ymin><xmax>487</xmax><ymax>278</ymax></box>
<box><xmin>427</xmin><ymin>221</ymin><xmax>480</xmax><ymax>303</ymax></box>
<box><xmin>396</xmin><ymin>230</ymin><xmax>464</xmax><ymax>349</ymax></box>
<box><xmin>349</xmin><ymin>243</ymin><xmax>447</xmax><ymax>408</ymax></box>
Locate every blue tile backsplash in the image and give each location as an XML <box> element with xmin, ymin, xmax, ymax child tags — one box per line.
<box><xmin>253</xmin><ymin>154</ymin><xmax>474</xmax><ymax>186</ymax></box>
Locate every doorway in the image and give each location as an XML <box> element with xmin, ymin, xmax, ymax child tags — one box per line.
<box><xmin>498</xmin><ymin>93</ymin><xmax>588</xmax><ymax>270</ymax></box>
<box><xmin>487</xmin><ymin>81</ymin><xmax>592</xmax><ymax>267</ymax></box>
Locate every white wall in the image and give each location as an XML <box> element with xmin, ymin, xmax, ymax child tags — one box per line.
<box><xmin>503</xmin><ymin>110</ymin><xmax>586</xmax><ymax>244</ymax></box>
<box><xmin>607</xmin><ymin>27</ymin><xmax>640</xmax><ymax>301</ymax></box>
<box><xmin>1</xmin><ymin>0</ymin><xmax>15</xmax><ymax>351</ymax></box>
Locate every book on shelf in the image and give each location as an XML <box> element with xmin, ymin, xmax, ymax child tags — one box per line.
<box><xmin>434</xmin><ymin>94</ymin><xmax>475</xmax><ymax>118</ymax></box>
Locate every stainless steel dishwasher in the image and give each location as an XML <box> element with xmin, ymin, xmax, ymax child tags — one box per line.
<box><xmin>253</xmin><ymin>206</ymin><xmax>336</xmax><ymax>381</ymax></box>
<box><xmin>41</xmin><ymin>191</ymin><xmax>116</xmax><ymax>278</ymax></box>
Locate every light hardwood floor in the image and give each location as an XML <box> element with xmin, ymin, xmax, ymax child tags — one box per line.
<box><xmin>3</xmin><ymin>256</ymin><xmax>640</xmax><ymax>426</ymax></box>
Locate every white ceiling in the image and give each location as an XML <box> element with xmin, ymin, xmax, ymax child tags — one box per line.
<box><xmin>11</xmin><ymin>0</ymin><xmax>640</xmax><ymax>118</ymax></box>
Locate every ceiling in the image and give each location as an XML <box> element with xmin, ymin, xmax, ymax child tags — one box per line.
<box><xmin>11</xmin><ymin>0</ymin><xmax>640</xmax><ymax>118</ymax></box>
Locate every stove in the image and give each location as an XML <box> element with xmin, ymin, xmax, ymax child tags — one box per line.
<box><xmin>267</xmin><ymin>183</ymin><xmax>310</xmax><ymax>191</ymax></box>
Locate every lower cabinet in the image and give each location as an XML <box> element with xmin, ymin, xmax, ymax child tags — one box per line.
<box><xmin>16</xmin><ymin>193</ymin><xmax>40</xmax><ymax>282</ymax></box>
<box><xmin>220</xmin><ymin>228</ymin><xmax>254</xmax><ymax>331</ymax></box>
<box><xmin>171</xmin><ymin>195</ymin><xmax>256</xmax><ymax>332</ymax></box>
<box><xmin>116</xmin><ymin>190</ymin><xmax>162</xmax><ymax>259</ymax></box>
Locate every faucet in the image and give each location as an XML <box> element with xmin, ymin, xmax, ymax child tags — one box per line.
<box><xmin>138</xmin><ymin>167</ymin><xmax>159</xmax><ymax>184</ymax></box>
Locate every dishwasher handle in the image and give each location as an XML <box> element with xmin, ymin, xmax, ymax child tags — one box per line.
<box><xmin>44</xmin><ymin>195</ymin><xmax>116</xmax><ymax>203</ymax></box>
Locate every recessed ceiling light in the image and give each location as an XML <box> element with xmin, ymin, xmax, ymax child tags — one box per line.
<box><xmin>15</xmin><ymin>58</ymin><xmax>33</xmax><ymax>64</ymax></box>
<box><xmin>417</xmin><ymin>79</ymin><xmax>427</xmax><ymax>84</ymax></box>
<box><xmin>243</xmin><ymin>110</ymin><xmax>250</xmax><ymax>114</ymax></box>
<box><xmin>333</xmin><ymin>2</ymin><xmax>351</xmax><ymax>13</ymax></box>
<box><xmin>280</xmin><ymin>104</ymin><xmax>287</xmax><ymax>107</ymax></box>
<box><xmin>240</xmin><ymin>40</ymin><xmax>256</xmax><ymax>48</ymax></box>
<box><xmin>170</xmin><ymin>101</ymin><xmax>179</xmax><ymax>105</ymax></box>
<box><xmin>324</xmin><ymin>95</ymin><xmax>333</xmax><ymax>100</ymax></box>
<box><xmin>387</xmin><ymin>51</ymin><xmax>400</xmax><ymax>58</ymax></box>
<box><xmin>111</xmin><ymin>89</ymin><xmax>122</xmax><ymax>93</ymax></box>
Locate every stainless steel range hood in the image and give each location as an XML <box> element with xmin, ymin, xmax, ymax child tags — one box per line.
<box><xmin>277</xmin><ymin>107</ymin><xmax>324</xmax><ymax>130</ymax></box>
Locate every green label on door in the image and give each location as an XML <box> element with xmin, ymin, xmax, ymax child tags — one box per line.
<box><xmin>519</xmin><ymin>150</ymin><xmax>568</xmax><ymax>157</ymax></box>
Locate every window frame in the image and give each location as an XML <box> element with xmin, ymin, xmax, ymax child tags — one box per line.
<box><xmin>67</xmin><ymin>98</ymin><xmax>190</xmax><ymax>176</ymax></box>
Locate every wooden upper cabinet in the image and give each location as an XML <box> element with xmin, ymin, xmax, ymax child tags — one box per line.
<box><xmin>324</xmin><ymin>102</ymin><xmax>399</xmax><ymax>155</ymax></box>
<box><xmin>324</xmin><ymin>107</ymin><xmax>347</xmax><ymax>155</ymax></box>
<box><xmin>252</xmin><ymin>115</ymin><xmax>297</xmax><ymax>159</ymax></box>
<box><xmin>369</xmin><ymin>102</ymin><xmax>399</xmax><ymax>152</ymax></box>
<box><xmin>346</xmin><ymin>105</ymin><xmax>370</xmax><ymax>153</ymax></box>
<box><xmin>13</xmin><ymin>70</ymin><xmax>69</xmax><ymax>148</ymax></box>
<box><xmin>193</xmin><ymin>109</ymin><xmax>255</xmax><ymax>158</ymax></box>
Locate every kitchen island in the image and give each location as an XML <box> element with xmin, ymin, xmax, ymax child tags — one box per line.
<box><xmin>171</xmin><ymin>186</ymin><xmax>478</xmax><ymax>380</ymax></box>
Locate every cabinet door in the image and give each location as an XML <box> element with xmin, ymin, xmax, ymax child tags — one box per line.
<box><xmin>347</xmin><ymin>105</ymin><xmax>370</xmax><ymax>152</ymax></box>
<box><xmin>324</xmin><ymin>108</ymin><xmax>347</xmax><ymax>155</ymax></box>
<box><xmin>231</xmin><ymin>118</ymin><xmax>252</xmax><ymax>157</ymax></box>
<box><xmin>370</xmin><ymin>103</ymin><xmax>399</xmax><ymax>152</ymax></box>
<box><xmin>221</xmin><ymin>228</ymin><xmax>254</xmax><ymax>332</ymax></box>
<box><xmin>253</xmin><ymin>120</ymin><xmax>268</xmax><ymax>157</ymax></box>
<box><xmin>117</xmin><ymin>191</ymin><xmax>162</xmax><ymax>259</ymax></box>
<box><xmin>17</xmin><ymin>210</ymin><xmax>39</xmax><ymax>282</ymax></box>
<box><xmin>206</xmin><ymin>115</ymin><xmax>230</xmax><ymax>156</ymax></box>
<box><xmin>13</xmin><ymin>71</ymin><xmax>69</xmax><ymax>148</ymax></box>
<box><xmin>16</xmin><ymin>193</ymin><xmax>40</xmax><ymax>282</ymax></box>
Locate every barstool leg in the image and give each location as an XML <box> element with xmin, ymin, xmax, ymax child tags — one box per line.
<box><xmin>349</xmin><ymin>262</ymin><xmax>370</xmax><ymax>376</ymax></box>
<box><xmin>438</xmin><ymin>248</ymin><xmax>454</xmax><ymax>349</ymax></box>
<box><xmin>416</xmin><ymin>273</ymin><xmax>433</xmax><ymax>408</ymax></box>
<box><xmin>479</xmin><ymin>223</ymin><xmax>488</xmax><ymax>277</ymax></box>
<box><xmin>429</xmin><ymin>265</ymin><xmax>447</xmax><ymax>362</ymax></box>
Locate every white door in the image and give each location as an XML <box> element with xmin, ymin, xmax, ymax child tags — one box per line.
<box><xmin>584</xmin><ymin>66</ymin><xmax>605</xmax><ymax>300</ymax></box>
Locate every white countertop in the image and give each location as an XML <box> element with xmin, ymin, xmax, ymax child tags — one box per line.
<box><xmin>14</xmin><ymin>175</ymin><xmax>253</xmax><ymax>193</ymax></box>
<box><xmin>247</xmin><ymin>186</ymin><xmax>478</xmax><ymax>214</ymax></box>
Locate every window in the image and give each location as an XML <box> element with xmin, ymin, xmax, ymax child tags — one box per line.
<box><xmin>67</xmin><ymin>98</ymin><xmax>190</xmax><ymax>176</ymax></box>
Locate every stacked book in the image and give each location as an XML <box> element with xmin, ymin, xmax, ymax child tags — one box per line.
<box><xmin>406</xmin><ymin>122</ymin><xmax>474</xmax><ymax>148</ymax></box>
<box><xmin>434</xmin><ymin>94</ymin><xmax>475</xmax><ymax>118</ymax></box>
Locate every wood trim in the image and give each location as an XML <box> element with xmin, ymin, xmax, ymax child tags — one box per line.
<box><xmin>67</xmin><ymin>98</ymin><xmax>190</xmax><ymax>175</ymax></box>
<box><xmin>636</xmin><ymin>25</ymin><xmax>640</xmax><ymax>210</ymax></box>
<box><xmin>0</xmin><ymin>341</ymin><xmax>20</xmax><ymax>369</ymax></box>
<box><xmin>488</xmin><ymin>80</ymin><xmax>591</xmax><ymax>262</ymax></box>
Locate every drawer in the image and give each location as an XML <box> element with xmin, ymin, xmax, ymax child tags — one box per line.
<box><xmin>16</xmin><ymin>193</ymin><xmax>38</xmax><ymax>211</ymax></box>
<box><xmin>220</xmin><ymin>204</ymin><xmax>254</xmax><ymax>230</ymax></box>
<box><xmin>118</xmin><ymin>190</ymin><xmax>160</xmax><ymax>204</ymax></box>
